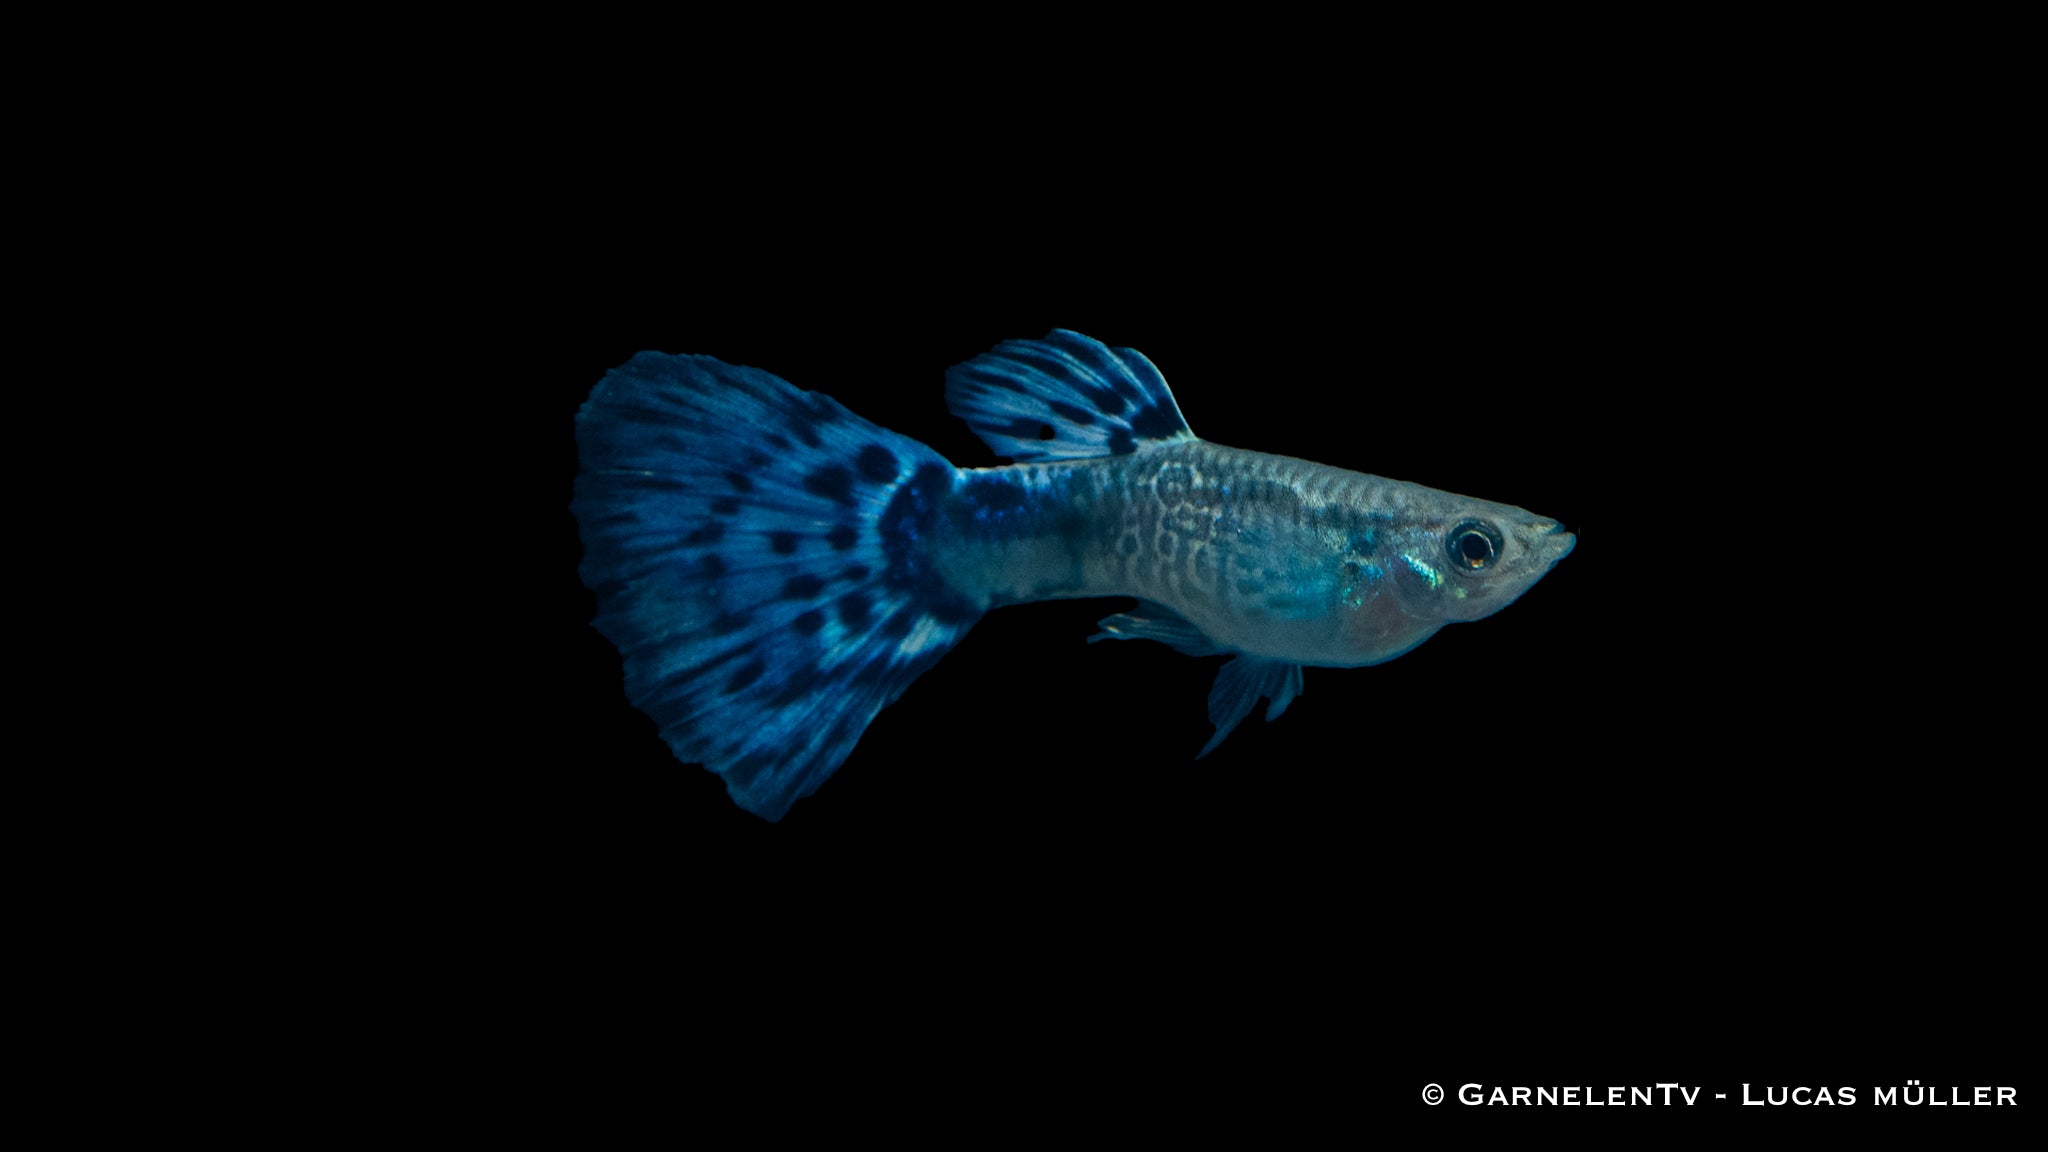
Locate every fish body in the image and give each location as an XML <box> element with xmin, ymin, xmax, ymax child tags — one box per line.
<box><xmin>575</xmin><ymin>330</ymin><xmax>1574</xmax><ymax>819</ymax></box>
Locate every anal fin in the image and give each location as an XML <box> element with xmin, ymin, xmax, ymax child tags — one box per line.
<box><xmin>1199</xmin><ymin>657</ymin><xmax>1305</xmax><ymax>758</ymax></box>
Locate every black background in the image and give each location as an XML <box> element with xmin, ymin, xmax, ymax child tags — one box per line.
<box><xmin>477</xmin><ymin>107</ymin><xmax>2029</xmax><ymax>1130</ymax></box>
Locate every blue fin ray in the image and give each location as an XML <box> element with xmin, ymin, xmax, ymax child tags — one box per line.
<box><xmin>1198</xmin><ymin>657</ymin><xmax>1305</xmax><ymax>758</ymax></box>
<box><xmin>944</xmin><ymin>329</ymin><xmax>1195</xmax><ymax>462</ymax></box>
<box><xmin>576</xmin><ymin>352</ymin><xmax>980</xmax><ymax>820</ymax></box>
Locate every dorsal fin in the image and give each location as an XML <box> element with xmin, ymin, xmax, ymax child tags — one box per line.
<box><xmin>944</xmin><ymin>329</ymin><xmax>1195</xmax><ymax>462</ymax></box>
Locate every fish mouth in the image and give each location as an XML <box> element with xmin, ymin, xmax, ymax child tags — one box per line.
<box><xmin>1529</xmin><ymin>520</ymin><xmax>1575</xmax><ymax>564</ymax></box>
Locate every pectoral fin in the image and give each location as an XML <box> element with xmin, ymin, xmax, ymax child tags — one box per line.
<box><xmin>1199</xmin><ymin>657</ymin><xmax>1305</xmax><ymax>758</ymax></box>
<box><xmin>1086</xmin><ymin>601</ymin><xmax>1221</xmax><ymax>657</ymax></box>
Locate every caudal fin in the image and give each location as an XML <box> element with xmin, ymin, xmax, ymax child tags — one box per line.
<box><xmin>575</xmin><ymin>352</ymin><xmax>981</xmax><ymax>820</ymax></box>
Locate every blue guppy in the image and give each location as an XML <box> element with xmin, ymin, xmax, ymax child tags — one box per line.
<box><xmin>575</xmin><ymin>330</ymin><xmax>1575</xmax><ymax>820</ymax></box>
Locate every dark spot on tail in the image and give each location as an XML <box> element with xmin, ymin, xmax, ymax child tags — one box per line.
<box><xmin>827</xmin><ymin>524</ymin><xmax>858</xmax><ymax>550</ymax></box>
<box><xmin>843</xmin><ymin>564</ymin><xmax>871</xmax><ymax>581</ymax></box>
<box><xmin>782</xmin><ymin>575</ymin><xmax>826</xmax><ymax>600</ymax></box>
<box><xmin>725</xmin><ymin>471</ymin><xmax>754</xmax><ymax>493</ymax></box>
<box><xmin>764</xmin><ymin>434</ymin><xmax>792</xmax><ymax>452</ymax></box>
<box><xmin>803</xmin><ymin>465</ymin><xmax>855</xmax><ymax>505</ymax></box>
<box><xmin>857</xmin><ymin>444</ymin><xmax>899</xmax><ymax>483</ymax></box>
<box><xmin>879</xmin><ymin>610</ymin><xmax>916</xmax><ymax>639</ymax></box>
<box><xmin>836</xmin><ymin>592</ymin><xmax>872</xmax><ymax>628</ymax></box>
<box><xmin>725</xmin><ymin>659</ymin><xmax>768</xmax><ymax>694</ymax></box>
<box><xmin>792</xmin><ymin>609</ymin><xmax>824</xmax><ymax>634</ymax></box>
<box><xmin>792</xmin><ymin>422</ymin><xmax>823</xmax><ymax>449</ymax></box>
<box><xmin>699</xmin><ymin>554</ymin><xmax>728</xmax><ymax>578</ymax></box>
<box><xmin>710</xmin><ymin>610</ymin><xmax>752</xmax><ymax>636</ymax></box>
<box><xmin>770</xmin><ymin>665</ymin><xmax>823</xmax><ymax>705</ymax></box>
<box><xmin>770</xmin><ymin>531</ymin><xmax>800</xmax><ymax>555</ymax></box>
<box><xmin>711</xmin><ymin>496</ymin><xmax>741</xmax><ymax>516</ymax></box>
<box><xmin>684</xmin><ymin>522</ymin><xmax>726</xmax><ymax>545</ymax></box>
<box><xmin>1108</xmin><ymin>429</ymin><xmax>1136</xmax><ymax>455</ymax></box>
<box><xmin>1039</xmin><ymin>423</ymin><xmax>1055</xmax><ymax>440</ymax></box>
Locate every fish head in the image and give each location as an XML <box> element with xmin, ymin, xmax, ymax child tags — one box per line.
<box><xmin>1378</xmin><ymin>496</ymin><xmax>1575</xmax><ymax>627</ymax></box>
<box><xmin>1326</xmin><ymin>491</ymin><xmax>1573</xmax><ymax>665</ymax></box>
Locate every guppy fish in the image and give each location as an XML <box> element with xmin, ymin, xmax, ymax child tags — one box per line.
<box><xmin>576</xmin><ymin>330</ymin><xmax>1574</xmax><ymax>820</ymax></box>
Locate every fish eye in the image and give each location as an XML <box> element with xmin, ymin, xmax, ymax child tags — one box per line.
<box><xmin>1446</xmin><ymin>520</ymin><xmax>1502</xmax><ymax>572</ymax></box>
